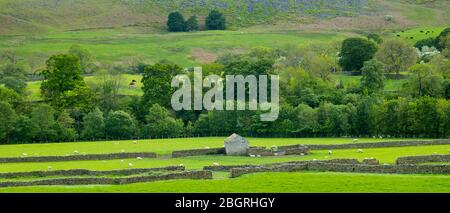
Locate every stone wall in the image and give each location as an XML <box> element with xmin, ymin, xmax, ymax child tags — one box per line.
<box><xmin>230</xmin><ymin>161</ymin><xmax>450</xmax><ymax>178</ymax></box>
<box><xmin>0</xmin><ymin>166</ymin><xmax>184</xmax><ymax>179</ymax></box>
<box><xmin>248</xmin><ymin>145</ymin><xmax>309</xmax><ymax>156</ymax></box>
<box><xmin>396</xmin><ymin>154</ymin><xmax>450</xmax><ymax>165</ymax></box>
<box><xmin>303</xmin><ymin>140</ymin><xmax>450</xmax><ymax>150</ymax></box>
<box><xmin>204</xmin><ymin>159</ymin><xmax>360</xmax><ymax>171</ymax></box>
<box><xmin>0</xmin><ymin>152</ymin><xmax>157</xmax><ymax>163</ymax></box>
<box><xmin>172</xmin><ymin>148</ymin><xmax>225</xmax><ymax>158</ymax></box>
<box><xmin>0</xmin><ymin>170</ymin><xmax>212</xmax><ymax>188</ymax></box>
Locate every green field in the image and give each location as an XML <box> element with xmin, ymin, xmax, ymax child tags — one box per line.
<box><xmin>0</xmin><ymin>137</ymin><xmax>421</xmax><ymax>157</ymax></box>
<box><xmin>1</xmin><ymin>137</ymin><xmax>450</xmax><ymax>193</ymax></box>
<box><xmin>2</xmin><ymin>172</ymin><xmax>450</xmax><ymax>193</ymax></box>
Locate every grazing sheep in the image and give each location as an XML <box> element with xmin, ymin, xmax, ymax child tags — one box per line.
<box><xmin>120</xmin><ymin>160</ymin><xmax>125</xmax><ymax>163</ymax></box>
<box><xmin>358</xmin><ymin>149</ymin><xmax>364</xmax><ymax>153</ymax></box>
<box><xmin>47</xmin><ymin>166</ymin><xmax>53</xmax><ymax>171</ymax></box>
<box><xmin>133</xmin><ymin>140</ymin><xmax>138</xmax><ymax>144</ymax></box>
<box><xmin>179</xmin><ymin>164</ymin><xmax>184</xmax><ymax>167</ymax></box>
<box><xmin>128</xmin><ymin>163</ymin><xmax>134</xmax><ymax>167</ymax></box>
<box><xmin>250</xmin><ymin>155</ymin><xmax>256</xmax><ymax>158</ymax></box>
<box><xmin>328</xmin><ymin>150</ymin><xmax>333</xmax><ymax>155</ymax></box>
<box><xmin>300</xmin><ymin>153</ymin><xmax>305</xmax><ymax>156</ymax></box>
<box><xmin>312</xmin><ymin>159</ymin><xmax>318</xmax><ymax>161</ymax></box>
<box><xmin>204</xmin><ymin>146</ymin><xmax>210</xmax><ymax>149</ymax></box>
<box><xmin>136</xmin><ymin>157</ymin><xmax>143</xmax><ymax>160</ymax></box>
<box><xmin>22</xmin><ymin>153</ymin><xmax>28</xmax><ymax>157</ymax></box>
<box><xmin>213</xmin><ymin>162</ymin><xmax>220</xmax><ymax>166</ymax></box>
<box><xmin>73</xmin><ymin>150</ymin><xmax>79</xmax><ymax>155</ymax></box>
<box><xmin>353</xmin><ymin>139</ymin><xmax>358</xmax><ymax>143</ymax></box>
<box><xmin>256</xmin><ymin>155</ymin><xmax>262</xmax><ymax>158</ymax></box>
<box><xmin>121</xmin><ymin>149</ymin><xmax>125</xmax><ymax>153</ymax></box>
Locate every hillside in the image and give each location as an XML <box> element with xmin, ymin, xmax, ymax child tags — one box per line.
<box><xmin>0</xmin><ymin>0</ymin><xmax>448</xmax><ymax>35</ymax></box>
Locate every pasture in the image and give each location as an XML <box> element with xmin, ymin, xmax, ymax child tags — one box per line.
<box><xmin>1</xmin><ymin>137</ymin><xmax>450</xmax><ymax>193</ymax></box>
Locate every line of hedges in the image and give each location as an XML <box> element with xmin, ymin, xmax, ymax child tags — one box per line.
<box><xmin>0</xmin><ymin>166</ymin><xmax>184</xmax><ymax>179</ymax></box>
<box><xmin>301</xmin><ymin>140</ymin><xmax>450</xmax><ymax>150</ymax></box>
<box><xmin>230</xmin><ymin>161</ymin><xmax>450</xmax><ymax>178</ymax></box>
<box><xmin>172</xmin><ymin>147</ymin><xmax>225</xmax><ymax>158</ymax></box>
<box><xmin>0</xmin><ymin>170</ymin><xmax>212</xmax><ymax>188</ymax></box>
<box><xmin>396</xmin><ymin>154</ymin><xmax>450</xmax><ymax>165</ymax></box>
<box><xmin>0</xmin><ymin>152</ymin><xmax>157</xmax><ymax>163</ymax></box>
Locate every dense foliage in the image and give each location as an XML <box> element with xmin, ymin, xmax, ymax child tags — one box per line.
<box><xmin>1</xmin><ymin>28</ymin><xmax>450</xmax><ymax>144</ymax></box>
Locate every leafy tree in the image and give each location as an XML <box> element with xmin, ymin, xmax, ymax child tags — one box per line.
<box><xmin>81</xmin><ymin>108</ymin><xmax>106</xmax><ymax>140</ymax></box>
<box><xmin>141</xmin><ymin>63</ymin><xmax>183</xmax><ymax>108</ymax></box>
<box><xmin>0</xmin><ymin>101</ymin><xmax>17</xmax><ymax>142</ymax></box>
<box><xmin>185</xmin><ymin>15</ymin><xmax>199</xmax><ymax>32</ymax></box>
<box><xmin>1</xmin><ymin>77</ymin><xmax>27</xmax><ymax>94</ymax></box>
<box><xmin>68</xmin><ymin>44</ymin><xmax>97</xmax><ymax>74</ymax></box>
<box><xmin>141</xmin><ymin>104</ymin><xmax>184</xmax><ymax>138</ymax></box>
<box><xmin>436</xmin><ymin>27</ymin><xmax>450</xmax><ymax>51</ymax></box>
<box><xmin>30</xmin><ymin>104</ymin><xmax>57</xmax><ymax>142</ymax></box>
<box><xmin>339</xmin><ymin>38</ymin><xmax>378</xmax><ymax>71</ymax></box>
<box><xmin>40</xmin><ymin>54</ymin><xmax>92</xmax><ymax>110</ymax></box>
<box><xmin>105</xmin><ymin>111</ymin><xmax>136</xmax><ymax>139</ymax></box>
<box><xmin>205</xmin><ymin>10</ymin><xmax>226</xmax><ymax>30</ymax></box>
<box><xmin>367</xmin><ymin>33</ymin><xmax>383</xmax><ymax>44</ymax></box>
<box><xmin>415</xmin><ymin>37</ymin><xmax>436</xmax><ymax>49</ymax></box>
<box><xmin>167</xmin><ymin>12</ymin><xmax>186</xmax><ymax>32</ymax></box>
<box><xmin>375</xmin><ymin>39</ymin><xmax>418</xmax><ymax>76</ymax></box>
<box><xmin>360</xmin><ymin>59</ymin><xmax>385</xmax><ymax>94</ymax></box>
<box><xmin>54</xmin><ymin>111</ymin><xmax>77</xmax><ymax>141</ymax></box>
<box><xmin>405</xmin><ymin>63</ymin><xmax>444</xmax><ymax>97</ymax></box>
<box><xmin>8</xmin><ymin>116</ymin><xmax>35</xmax><ymax>143</ymax></box>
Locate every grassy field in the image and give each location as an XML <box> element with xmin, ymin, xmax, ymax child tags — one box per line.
<box><xmin>0</xmin><ymin>144</ymin><xmax>448</xmax><ymax>173</ymax></box>
<box><xmin>2</xmin><ymin>172</ymin><xmax>450</xmax><ymax>193</ymax></box>
<box><xmin>0</xmin><ymin>137</ymin><xmax>449</xmax><ymax>192</ymax></box>
<box><xmin>0</xmin><ymin>137</ymin><xmax>421</xmax><ymax>157</ymax></box>
<box><xmin>1</xmin><ymin>29</ymin><xmax>346</xmax><ymax>68</ymax></box>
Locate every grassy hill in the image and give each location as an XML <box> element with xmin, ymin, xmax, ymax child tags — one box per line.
<box><xmin>0</xmin><ymin>0</ymin><xmax>448</xmax><ymax>35</ymax></box>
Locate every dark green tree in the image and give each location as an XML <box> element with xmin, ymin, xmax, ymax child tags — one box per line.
<box><xmin>141</xmin><ymin>104</ymin><xmax>184</xmax><ymax>138</ymax></box>
<box><xmin>105</xmin><ymin>111</ymin><xmax>136</xmax><ymax>139</ymax></box>
<box><xmin>185</xmin><ymin>15</ymin><xmax>199</xmax><ymax>32</ymax></box>
<box><xmin>339</xmin><ymin>38</ymin><xmax>378</xmax><ymax>71</ymax></box>
<box><xmin>205</xmin><ymin>10</ymin><xmax>226</xmax><ymax>30</ymax></box>
<box><xmin>360</xmin><ymin>59</ymin><xmax>385</xmax><ymax>94</ymax></box>
<box><xmin>68</xmin><ymin>44</ymin><xmax>97</xmax><ymax>74</ymax></box>
<box><xmin>40</xmin><ymin>54</ymin><xmax>92</xmax><ymax>110</ymax></box>
<box><xmin>436</xmin><ymin>27</ymin><xmax>450</xmax><ymax>51</ymax></box>
<box><xmin>0</xmin><ymin>101</ymin><xmax>17</xmax><ymax>142</ymax></box>
<box><xmin>167</xmin><ymin>12</ymin><xmax>186</xmax><ymax>32</ymax></box>
<box><xmin>81</xmin><ymin>108</ymin><xmax>106</xmax><ymax>140</ymax></box>
<box><xmin>141</xmin><ymin>63</ymin><xmax>183</xmax><ymax>108</ymax></box>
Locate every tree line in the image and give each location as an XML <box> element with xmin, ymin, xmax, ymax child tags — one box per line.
<box><xmin>167</xmin><ymin>10</ymin><xmax>226</xmax><ymax>32</ymax></box>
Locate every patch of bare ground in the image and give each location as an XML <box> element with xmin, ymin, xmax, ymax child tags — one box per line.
<box><xmin>190</xmin><ymin>48</ymin><xmax>218</xmax><ymax>64</ymax></box>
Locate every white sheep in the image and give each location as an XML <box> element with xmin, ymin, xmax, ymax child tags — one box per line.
<box><xmin>357</xmin><ymin>149</ymin><xmax>364</xmax><ymax>153</ymax></box>
<box><xmin>120</xmin><ymin>160</ymin><xmax>125</xmax><ymax>163</ymax></box>
<box><xmin>353</xmin><ymin>139</ymin><xmax>359</xmax><ymax>143</ymax></box>
<box><xmin>121</xmin><ymin>149</ymin><xmax>125</xmax><ymax>153</ymax></box>
<box><xmin>204</xmin><ymin>146</ymin><xmax>210</xmax><ymax>149</ymax></box>
<box><xmin>179</xmin><ymin>164</ymin><xmax>184</xmax><ymax>167</ymax></box>
<box><xmin>300</xmin><ymin>153</ymin><xmax>305</xmax><ymax>156</ymax></box>
<box><xmin>22</xmin><ymin>153</ymin><xmax>28</xmax><ymax>157</ymax></box>
<box><xmin>137</xmin><ymin>157</ymin><xmax>143</xmax><ymax>160</ymax></box>
<box><xmin>133</xmin><ymin>140</ymin><xmax>138</xmax><ymax>144</ymax></box>
<box><xmin>47</xmin><ymin>166</ymin><xmax>53</xmax><ymax>171</ymax></box>
<box><xmin>213</xmin><ymin>162</ymin><xmax>220</xmax><ymax>166</ymax></box>
<box><xmin>256</xmin><ymin>155</ymin><xmax>262</xmax><ymax>158</ymax></box>
<box><xmin>328</xmin><ymin>150</ymin><xmax>333</xmax><ymax>155</ymax></box>
<box><xmin>249</xmin><ymin>155</ymin><xmax>256</xmax><ymax>158</ymax></box>
<box><xmin>312</xmin><ymin>159</ymin><xmax>318</xmax><ymax>161</ymax></box>
<box><xmin>73</xmin><ymin>150</ymin><xmax>79</xmax><ymax>155</ymax></box>
<box><xmin>128</xmin><ymin>163</ymin><xmax>134</xmax><ymax>167</ymax></box>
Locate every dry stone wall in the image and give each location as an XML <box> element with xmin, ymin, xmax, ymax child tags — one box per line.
<box><xmin>0</xmin><ymin>152</ymin><xmax>157</xmax><ymax>163</ymax></box>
